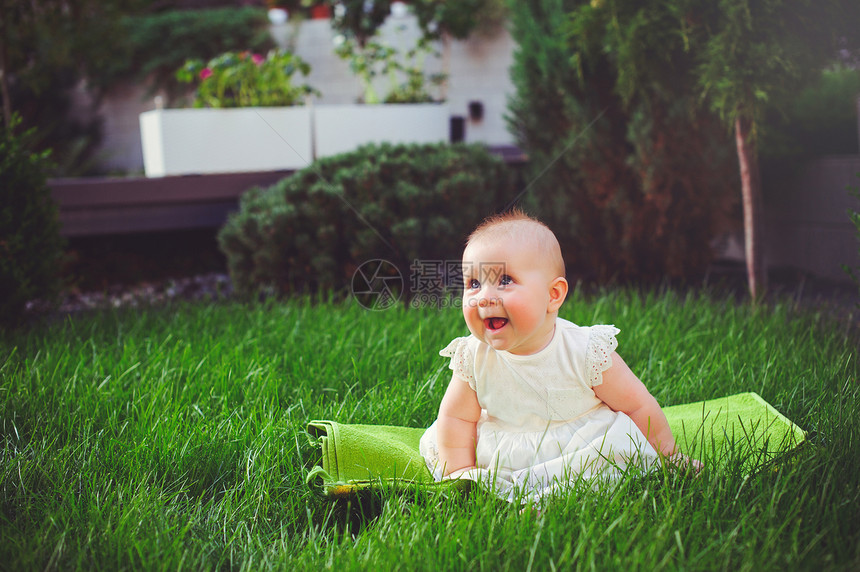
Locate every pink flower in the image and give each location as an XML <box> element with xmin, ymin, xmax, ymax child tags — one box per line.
<box><xmin>252</xmin><ymin>54</ymin><xmax>264</xmax><ymax>65</ymax></box>
<box><xmin>199</xmin><ymin>68</ymin><xmax>213</xmax><ymax>80</ymax></box>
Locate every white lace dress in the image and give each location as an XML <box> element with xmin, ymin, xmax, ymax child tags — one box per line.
<box><xmin>419</xmin><ymin>318</ymin><xmax>660</xmax><ymax>502</ymax></box>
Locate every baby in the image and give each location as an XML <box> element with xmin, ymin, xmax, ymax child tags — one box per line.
<box><xmin>420</xmin><ymin>209</ymin><xmax>692</xmax><ymax>501</ymax></box>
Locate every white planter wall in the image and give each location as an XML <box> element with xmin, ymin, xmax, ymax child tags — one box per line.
<box><xmin>313</xmin><ymin>103</ymin><xmax>450</xmax><ymax>159</ymax></box>
<box><xmin>140</xmin><ymin>104</ymin><xmax>450</xmax><ymax>176</ymax></box>
<box><xmin>140</xmin><ymin>107</ymin><xmax>313</xmax><ymax>177</ymax></box>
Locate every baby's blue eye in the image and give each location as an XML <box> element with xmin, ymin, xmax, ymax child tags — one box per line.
<box><xmin>467</xmin><ymin>278</ymin><xmax>480</xmax><ymax>289</ymax></box>
<box><xmin>500</xmin><ymin>274</ymin><xmax>513</xmax><ymax>286</ymax></box>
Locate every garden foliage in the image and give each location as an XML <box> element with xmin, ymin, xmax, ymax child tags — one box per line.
<box><xmin>176</xmin><ymin>50</ymin><xmax>317</xmax><ymax>108</ymax></box>
<box><xmin>334</xmin><ymin>36</ymin><xmax>445</xmax><ymax>104</ymax></box>
<box><xmin>0</xmin><ymin>0</ymin><xmax>144</xmax><ymax>176</ymax></box>
<box><xmin>217</xmin><ymin>143</ymin><xmax>517</xmax><ymax>298</ymax></box>
<box><xmin>0</xmin><ymin>118</ymin><xmax>66</xmax><ymax>325</ymax></box>
<box><xmin>114</xmin><ymin>7</ymin><xmax>276</xmax><ymax>102</ymax></box>
<box><xmin>326</xmin><ymin>0</ymin><xmax>507</xmax><ymax>45</ymax></box>
<box><xmin>761</xmin><ymin>66</ymin><xmax>860</xmax><ymax>160</ymax></box>
<box><xmin>1</xmin><ymin>4</ymin><xmax>274</xmax><ymax>177</ymax></box>
<box><xmin>507</xmin><ymin>0</ymin><xmax>738</xmax><ymax>284</ymax></box>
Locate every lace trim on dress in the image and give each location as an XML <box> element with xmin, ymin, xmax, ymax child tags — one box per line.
<box><xmin>585</xmin><ymin>325</ymin><xmax>620</xmax><ymax>387</ymax></box>
<box><xmin>439</xmin><ymin>337</ymin><xmax>475</xmax><ymax>388</ymax></box>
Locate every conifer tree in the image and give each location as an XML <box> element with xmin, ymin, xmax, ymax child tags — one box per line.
<box><xmin>571</xmin><ymin>0</ymin><xmax>857</xmax><ymax>298</ymax></box>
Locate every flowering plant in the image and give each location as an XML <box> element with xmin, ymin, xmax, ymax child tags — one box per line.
<box><xmin>176</xmin><ymin>50</ymin><xmax>318</xmax><ymax>108</ymax></box>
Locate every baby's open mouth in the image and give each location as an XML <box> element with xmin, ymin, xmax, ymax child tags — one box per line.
<box><xmin>484</xmin><ymin>317</ymin><xmax>509</xmax><ymax>331</ymax></box>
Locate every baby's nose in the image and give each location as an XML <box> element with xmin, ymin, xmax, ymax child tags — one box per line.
<box><xmin>478</xmin><ymin>296</ymin><xmax>499</xmax><ymax>308</ymax></box>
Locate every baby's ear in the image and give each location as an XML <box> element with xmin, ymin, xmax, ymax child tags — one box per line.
<box><xmin>548</xmin><ymin>276</ymin><xmax>568</xmax><ymax>312</ymax></box>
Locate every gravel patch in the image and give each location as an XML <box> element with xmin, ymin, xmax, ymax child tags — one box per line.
<box><xmin>28</xmin><ymin>273</ymin><xmax>235</xmax><ymax>315</ymax></box>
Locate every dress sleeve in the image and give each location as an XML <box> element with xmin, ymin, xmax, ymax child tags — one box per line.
<box><xmin>439</xmin><ymin>337</ymin><xmax>476</xmax><ymax>389</ymax></box>
<box><xmin>585</xmin><ymin>325</ymin><xmax>620</xmax><ymax>387</ymax></box>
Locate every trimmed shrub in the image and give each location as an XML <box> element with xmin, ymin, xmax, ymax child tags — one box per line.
<box><xmin>0</xmin><ymin>119</ymin><xmax>66</xmax><ymax>325</ymax></box>
<box><xmin>217</xmin><ymin>143</ymin><xmax>517</xmax><ymax>298</ymax></box>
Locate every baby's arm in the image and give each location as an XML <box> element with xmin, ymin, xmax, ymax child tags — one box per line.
<box><xmin>436</xmin><ymin>374</ymin><xmax>481</xmax><ymax>476</ymax></box>
<box><xmin>593</xmin><ymin>352</ymin><xmax>677</xmax><ymax>457</ymax></box>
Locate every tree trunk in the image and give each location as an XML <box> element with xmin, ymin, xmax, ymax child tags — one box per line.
<box><xmin>734</xmin><ymin>115</ymin><xmax>767</xmax><ymax>300</ymax></box>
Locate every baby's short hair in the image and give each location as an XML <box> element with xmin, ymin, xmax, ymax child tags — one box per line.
<box><xmin>467</xmin><ymin>208</ymin><xmax>566</xmax><ymax>278</ymax></box>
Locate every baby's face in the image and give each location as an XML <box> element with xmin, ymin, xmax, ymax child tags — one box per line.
<box><xmin>461</xmin><ymin>236</ymin><xmax>561</xmax><ymax>355</ymax></box>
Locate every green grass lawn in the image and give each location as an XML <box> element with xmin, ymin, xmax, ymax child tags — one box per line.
<box><xmin>1</xmin><ymin>289</ymin><xmax>858</xmax><ymax>570</ymax></box>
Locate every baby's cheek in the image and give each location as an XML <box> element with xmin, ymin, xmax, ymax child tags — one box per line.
<box><xmin>462</xmin><ymin>297</ymin><xmax>473</xmax><ymax>318</ymax></box>
<box><xmin>511</xmin><ymin>300</ymin><xmax>544</xmax><ymax>331</ymax></box>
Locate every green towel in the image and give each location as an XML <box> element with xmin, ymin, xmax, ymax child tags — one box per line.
<box><xmin>305</xmin><ymin>421</ymin><xmax>463</xmax><ymax>497</ymax></box>
<box><xmin>306</xmin><ymin>392</ymin><xmax>806</xmax><ymax>497</ymax></box>
<box><xmin>665</xmin><ymin>391</ymin><xmax>806</xmax><ymax>466</ymax></box>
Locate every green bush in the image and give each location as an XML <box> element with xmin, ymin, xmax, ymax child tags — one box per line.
<box><xmin>0</xmin><ymin>119</ymin><xmax>66</xmax><ymax>325</ymax></box>
<box><xmin>217</xmin><ymin>143</ymin><xmax>517</xmax><ymax>298</ymax></box>
<box><xmin>506</xmin><ymin>0</ymin><xmax>738</xmax><ymax>284</ymax></box>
